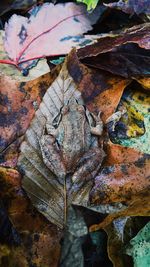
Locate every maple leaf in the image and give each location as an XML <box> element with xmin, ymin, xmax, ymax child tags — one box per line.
<box><xmin>0</xmin><ymin>2</ymin><xmax>102</xmax><ymax>70</ymax></box>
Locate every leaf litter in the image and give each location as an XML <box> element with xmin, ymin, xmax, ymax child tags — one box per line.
<box><xmin>0</xmin><ymin>1</ymin><xmax>150</xmax><ymax>266</ymax></box>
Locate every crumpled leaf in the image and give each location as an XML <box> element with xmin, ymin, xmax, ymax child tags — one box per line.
<box><xmin>77</xmin><ymin>0</ymin><xmax>99</xmax><ymax>11</ymax></box>
<box><xmin>77</xmin><ymin>23</ymin><xmax>150</xmax><ymax>59</ymax></box>
<box><xmin>82</xmin><ymin>43</ymin><xmax>150</xmax><ymax>78</ymax></box>
<box><xmin>104</xmin><ymin>0</ymin><xmax>150</xmax><ymax>15</ymax></box>
<box><xmin>125</xmin><ymin>221</ymin><xmax>150</xmax><ymax>267</ymax></box>
<box><xmin>2</xmin><ymin>2</ymin><xmax>102</xmax><ymax>70</ymax></box>
<box><xmin>17</xmin><ymin>57</ymin><xmax>105</xmax><ymax>229</ymax></box>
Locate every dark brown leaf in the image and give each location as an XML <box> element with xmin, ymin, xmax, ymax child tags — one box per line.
<box><xmin>67</xmin><ymin>49</ymin><xmax>130</xmax><ymax>120</ymax></box>
<box><xmin>82</xmin><ymin>44</ymin><xmax>150</xmax><ymax>78</ymax></box>
<box><xmin>77</xmin><ymin>23</ymin><xmax>150</xmax><ymax>59</ymax></box>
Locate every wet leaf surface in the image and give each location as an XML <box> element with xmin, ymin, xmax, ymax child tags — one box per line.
<box><xmin>77</xmin><ymin>23</ymin><xmax>150</xmax><ymax>59</ymax></box>
<box><xmin>82</xmin><ymin>43</ymin><xmax>150</xmax><ymax>78</ymax></box>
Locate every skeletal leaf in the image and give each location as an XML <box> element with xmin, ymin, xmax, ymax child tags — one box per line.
<box><xmin>17</xmin><ymin>58</ymin><xmax>105</xmax><ymax>228</ymax></box>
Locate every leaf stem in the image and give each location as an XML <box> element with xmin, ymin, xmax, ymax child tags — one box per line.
<box><xmin>0</xmin><ymin>59</ymin><xmax>17</xmax><ymax>66</ymax></box>
<box><xmin>64</xmin><ymin>176</ymin><xmax>67</xmax><ymax>225</ymax></box>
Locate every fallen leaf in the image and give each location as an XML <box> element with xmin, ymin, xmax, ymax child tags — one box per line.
<box><xmin>89</xmin><ymin>152</ymin><xmax>150</xmax><ymax>231</ymax></box>
<box><xmin>67</xmin><ymin>49</ymin><xmax>130</xmax><ymax>121</ymax></box>
<box><xmin>0</xmin><ymin>30</ymin><xmax>50</xmax><ymax>80</ymax></box>
<box><xmin>104</xmin><ymin>0</ymin><xmax>150</xmax><ymax>15</ymax></box>
<box><xmin>2</xmin><ymin>2</ymin><xmax>102</xmax><ymax>70</ymax></box>
<box><xmin>136</xmin><ymin>77</ymin><xmax>150</xmax><ymax>90</ymax></box>
<box><xmin>82</xmin><ymin>43</ymin><xmax>150</xmax><ymax>78</ymax></box>
<box><xmin>90</xmin><ymin>154</ymin><xmax>150</xmax><ymax>205</ymax></box>
<box><xmin>104</xmin><ymin>141</ymin><xmax>144</xmax><ymax>166</ymax></box>
<box><xmin>105</xmin><ymin>217</ymin><xmax>149</xmax><ymax>267</ymax></box>
<box><xmin>115</xmin><ymin>85</ymin><xmax>150</xmax><ymax>153</ymax></box>
<box><xmin>17</xmin><ymin>57</ymin><xmax>105</xmax><ymax>229</ymax></box>
<box><xmin>0</xmin><ymin>65</ymin><xmax>60</xmax><ymax>158</ymax></box>
<box><xmin>125</xmin><ymin>221</ymin><xmax>150</xmax><ymax>267</ymax></box>
<box><xmin>77</xmin><ymin>23</ymin><xmax>150</xmax><ymax>59</ymax></box>
<box><xmin>0</xmin><ymin>166</ymin><xmax>61</xmax><ymax>267</ymax></box>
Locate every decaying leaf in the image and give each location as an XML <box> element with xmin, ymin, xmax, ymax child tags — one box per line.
<box><xmin>104</xmin><ymin>0</ymin><xmax>150</xmax><ymax>15</ymax></box>
<box><xmin>77</xmin><ymin>23</ymin><xmax>150</xmax><ymax>59</ymax></box>
<box><xmin>89</xmin><ymin>151</ymin><xmax>150</xmax><ymax>231</ymax></box>
<box><xmin>105</xmin><ymin>217</ymin><xmax>150</xmax><ymax>267</ymax></box>
<box><xmin>17</xmin><ymin>57</ymin><xmax>105</xmax><ymax>228</ymax></box>
<box><xmin>90</xmin><ymin>154</ymin><xmax>150</xmax><ymax>205</ymax></box>
<box><xmin>136</xmin><ymin>77</ymin><xmax>150</xmax><ymax>90</ymax></box>
<box><xmin>82</xmin><ymin>43</ymin><xmax>150</xmax><ymax>78</ymax></box>
<box><xmin>125</xmin><ymin>221</ymin><xmax>150</xmax><ymax>267</ymax></box>
<box><xmin>115</xmin><ymin>85</ymin><xmax>150</xmax><ymax>153</ymax></box>
<box><xmin>0</xmin><ymin>65</ymin><xmax>60</xmax><ymax>158</ymax></box>
<box><xmin>1</xmin><ymin>3</ymin><xmax>103</xmax><ymax>70</ymax></box>
<box><xmin>67</xmin><ymin>49</ymin><xmax>130</xmax><ymax>121</ymax></box>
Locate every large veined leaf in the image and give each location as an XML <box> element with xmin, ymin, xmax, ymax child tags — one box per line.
<box><xmin>17</xmin><ymin>58</ymin><xmax>105</xmax><ymax>228</ymax></box>
<box><xmin>2</xmin><ymin>2</ymin><xmax>102</xmax><ymax>70</ymax></box>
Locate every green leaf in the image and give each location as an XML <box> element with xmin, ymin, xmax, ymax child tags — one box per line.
<box><xmin>77</xmin><ymin>0</ymin><xmax>99</xmax><ymax>11</ymax></box>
